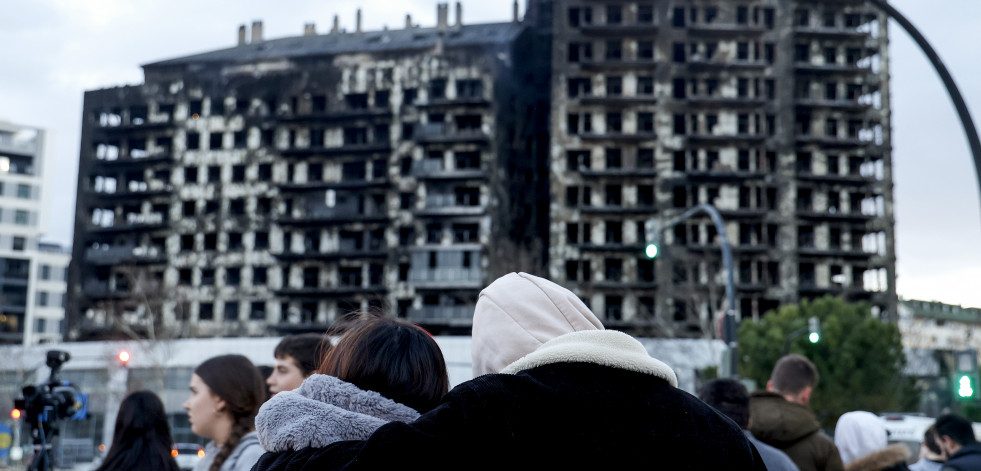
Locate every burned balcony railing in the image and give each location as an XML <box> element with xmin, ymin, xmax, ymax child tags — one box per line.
<box><xmin>408</xmin><ymin>305</ymin><xmax>475</xmax><ymax>325</ymax></box>
<box><xmin>84</xmin><ymin>245</ymin><xmax>166</xmax><ymax>265</ymax></box>
<box><xmin>413</xmin><ymin>123</ymin><xmax>491</xmax><ymax>144</ymax></box>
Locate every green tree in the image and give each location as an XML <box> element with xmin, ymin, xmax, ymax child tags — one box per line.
<box><xmin>739</xmin><ymin>296</ymin><xmax>918</xmax><ymax>428</ymax></box>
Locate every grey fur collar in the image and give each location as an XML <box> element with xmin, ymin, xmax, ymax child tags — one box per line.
<box><xmin>255</xmin><ymin>374</ymin><xmax>419</xmax><ymax>452</ymax></box>
<box><xmin>499</xmin><ymin>330</ymin><xmax>679</xmax><ymax>387</ymax></box>
<box><xmin>844</xmin><ymin>444</ymin><xmax>910</xmax><ymax>471</ymax></box>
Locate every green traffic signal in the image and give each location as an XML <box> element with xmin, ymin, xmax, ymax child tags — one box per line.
<box><xmin>957</xmin><ymin>374</ymin><xmax>976</xmax><ymax>399</ymax></box>
<box><xmin>645</xmin><ymin>243</ymin><xmax>658</xmax><ymax>259</ymax></box>
<box><xmin>808</xmin><ymin>332</ymin><xmax>820</xmax><ymax>344</ymax></box>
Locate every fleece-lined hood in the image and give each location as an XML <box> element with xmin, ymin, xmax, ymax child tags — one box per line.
<box><xmin>255</xmin><ymin>374</ymin><xmax>419</xmax><ymax>452</ymax></box>
<box><xmin>500</xmin><ymin>330</ymin><xmax>678</xmax><ymax>387</ymax></box>
<box><xmin>749</xmin><ymin>391</ymin><xmax>822</xmax><ymax>447</ymax></box>
<box><xmin>471</xmin><ymin>272</ymin><xmax>603</xmax><ymax>377</ymax></box>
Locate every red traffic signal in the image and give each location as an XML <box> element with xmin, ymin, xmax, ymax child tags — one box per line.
<box><xmin>117</xmin><ymin>350</ymin><xmax>131</xmax><ymax>366</ymax></box>
<box><xmin>11</xmin><ymin>409</ymin><xmax>21</xmax><ymax>420</ymax></box>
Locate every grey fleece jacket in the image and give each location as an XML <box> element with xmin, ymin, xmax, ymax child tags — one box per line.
<box><xmin>194</xmin><ymin>431</ymin><xmax>263</xmax><ymax>471</ymax></box>
<box><xmin>255</xmin><ymin>374</ymin><xmax>420</xmax><ymax>452</ymax></box>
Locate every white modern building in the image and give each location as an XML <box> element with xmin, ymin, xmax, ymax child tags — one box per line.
<box><xmin>0</xmin><ymin>120</ymin><xmax>71</xmax><ymax>345</ymax></box>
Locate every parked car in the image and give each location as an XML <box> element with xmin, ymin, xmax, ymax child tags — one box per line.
<box><xmin>172</xmin><ymin>443</ymin><xmax>204</xmax><ymax>471</ymax></box>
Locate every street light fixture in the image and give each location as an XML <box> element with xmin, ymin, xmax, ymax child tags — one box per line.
<box><xmin>648</xmin><ymin>204</ymin><xmax>738</xmax><ymax>377</ymax></box>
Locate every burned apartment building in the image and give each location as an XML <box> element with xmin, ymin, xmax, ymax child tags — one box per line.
<box><xmin>69</xmin><ymin>0</ymin><xmax>898</xmax><ymax>340</ymax></box>
<box><xmin>549</xmin><ymin>0</ymin><xmax>896</xmax><ymax>336</ymax></box>
<box><xmin>68</xmin><ymin>4</ymin><xmax>550</xmax><ymax>339</ymax></box>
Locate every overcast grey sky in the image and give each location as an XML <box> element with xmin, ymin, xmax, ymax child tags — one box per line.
<box><xmin>1</xmin><ymin>0</ymin><xmax>978</xmax><ymax>307</ymax></box>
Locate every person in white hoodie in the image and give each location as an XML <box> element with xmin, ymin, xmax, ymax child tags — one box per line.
<box><xmin>254</xmin><ymin>272</ymin><xmax>766</xmax><ymax>471</ymax></box>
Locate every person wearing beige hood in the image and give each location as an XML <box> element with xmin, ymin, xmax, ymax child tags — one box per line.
<box><xmin>254</xmin><ymin>273</ymin><xmax>766</xmax><ymax>471</ymax></box>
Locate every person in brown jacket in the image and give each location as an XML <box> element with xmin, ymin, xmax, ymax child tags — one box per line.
<box><xmin>750</xmin><ymin>354</ymin><xmax>845</xmax><ymax>471</ymax></box>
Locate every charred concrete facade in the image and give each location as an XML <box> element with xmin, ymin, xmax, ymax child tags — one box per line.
<box><xmin>69</xmin><ymin>0</ymin><xmax>898</xmax><ymax>340</ymax></box>
<box><xmin>548</xmin><ymin>0</ymin><xmax>896</xmax><ymax>336</ymax></box>
<box><xmin>68</xmin><ymin>8</ymin><xmax>550</xmax><ymax>339</ymax></box>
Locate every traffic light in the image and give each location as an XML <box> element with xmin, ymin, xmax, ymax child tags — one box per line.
<box><xmin>117</xmin><ymin>350</ymin><xmax>131</xmax><ymax>367</ymax></box>
<box><xmin>807</xmin><ymin>317</ymin><xmax>821</xmax><ymax>344</ymax></box>
<box><xmin>10</xmin><ymin>408</ymin><xmax>21</xmax><ymax>420</ymax></box>
<box><xmin>953</xmin><ymin>350</ymin><xmax>979</xmax><ymax>401</ymax></box>
<box><xmin>644</xmin><ymin>219</ymin><xmax>659</xmax><ymax>259</ymax></box>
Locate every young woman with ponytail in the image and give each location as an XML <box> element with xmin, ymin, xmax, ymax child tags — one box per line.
<box><xmin>183</xmin><ymin>354</ymin><xmax>266</xmax><ymax>471</ymax></box>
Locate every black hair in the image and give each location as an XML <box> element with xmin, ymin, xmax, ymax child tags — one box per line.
<box><xmin>274</xmin><ymin>333</ymin><xmax>331</xmax><ymax>376</ymax></box>
<box><xmin>698</xmin><ymin>378</ymin><xmax>750</xmax><ymax>429</ymax></box>
<box><xmin>935</xmin><ymin>413</ymin><xmax>978</xmax><ymax>447</ymax></box>
<box><xmin>95</xmin><ymin>390</ymin><xmax>180</xmax><ymax>471</ymax></box>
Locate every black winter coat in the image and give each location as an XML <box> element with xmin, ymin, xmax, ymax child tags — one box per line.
<box><xmin>254</xmin><ymin>362</ymin><xmax>767</xmax><ymax>471</ymax></box>
<box><xmin>942</xmin><ymin>443</ymin><xmax>981</xmax><ymax>471</ymax></box>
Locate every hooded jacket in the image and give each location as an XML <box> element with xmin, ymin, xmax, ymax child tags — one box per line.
<box><xmin>255</xmin><ymin>374</ymin><xmax>420</xmax><ymax>451</ymax></box>
<box><xmin>750</xmin><ymin>391</ymin><xmax>844</xmax><ymax>471</ymax></box>
<box><xmin>253</xmin><ymin>273</ymin><xmax>767</xmax><ymax>471</ymax></box>
<box><xmin>834</xmin><ymin>411</ymin><xmax>908</xmax><ymax>471</ymax></box>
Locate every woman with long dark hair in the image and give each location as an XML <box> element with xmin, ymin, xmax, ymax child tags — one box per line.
<box><xmin>184</xmin><ymin>354</ymin><xmax>266</xmax><ymax>471</ymax></box>
<box><xmin>256</xmin><ymin>314</ymin><xmax>449</xmax><ymax>451</ymax></box>
<box><xmin>96</xmin><ymin>390</ymin><xmax>180</xmax><ymax>471</ymax></box>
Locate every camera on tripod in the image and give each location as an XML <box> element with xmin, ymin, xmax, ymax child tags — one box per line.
<box><xmin>13</xmin><ymin>350</ymin><xmax>87</xmax><ymax>471</ymax></box>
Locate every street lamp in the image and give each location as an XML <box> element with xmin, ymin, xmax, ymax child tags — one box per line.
<box><xmin>648</xmin><ymin>203</ymin><xmax>738</xmax><ymax>377</ymax></box>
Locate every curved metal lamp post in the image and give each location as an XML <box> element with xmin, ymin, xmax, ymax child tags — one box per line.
<box><xmin>868</xmin><ymin>0</ymin><xmax>981</xmax><ymax>222</ymax></box>
<box><xmin>658</xmin><ymin>204</ymin><xmax>738</xmax><ymax>377</ymax></box>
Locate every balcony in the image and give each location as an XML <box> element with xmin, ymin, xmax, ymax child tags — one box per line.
<box><xmin>409</xmin><ymin>268</ymin><xmax>483</xmax><ymax>288</ymax></box>
<box><xmin>580</xmin><ymin>204</ymin><xmax>657</xmax><ymax>215</ymax></box>
<box><xmin>673</xmin><ymin>169</ymin><xmax>768</xmax><ymax>182</ymax></box>
<box><xmin>796</xmin><ymin>171</ymin><xmax>878</xmax><ymax>186</ymax></box>
<box><xmin>85</xmin><ymin>184</ymin><xmax>172</xmax><ymax>201</ymax></box>
<box><xmin>281</xmin><ymin>142</ymin><xmax>392</xmax><ymax>158</ymax></box>
<box><xmin>578</xmin><ymin>24</ymin><xmax>659</xmax><ymax>37</ymax></box>
<box><xmin>413</xmin><ymin>123</ymin><xmax>491</xmax><ymax>145</ymax></box>
<box><xmin>793</xmin><ymin>26</ymin><xmax>870</xmax><ymax>39</ymax></box>
<box><xmin>794</xmin><ymin>62</ymin><xmax>874</xmax><ymax>75</ymax></box>
<box><xmin>798</xmin><ymin>246</ymin><xmax>878</xmax><ymax>260</ymax></box>
<box><xmin>686</xmin><ymin>96</ymin><xmax>768</xmax><ymax>109</ymax></box>
<box><xmin>274</xmin><ymin>248</ymin><xmax>388</xmax><ymax>261</ymax></box>
<box><xmin>797</xmin><ymin>209</ymin><xmax>876</xmax><ymax>222</ymax></box>
<box><xmin>414</xmin><ymin>194</ymin><xmax>485</xmax><ymax>217</ymax></box>
<box><xmin>686</xmin><ymin>60</ymin><xmax>768</xmax><ymax>71</ymax></box>
<box><xmin>411</xmin><ymin>160</ymin><xmax>487</xmax><ymax>180</ymax></box>
<box><xmin>278</xmin><ymin>178</ymin><xmax>389</xmax><ymax>193</ymax></box>
<box><xmin>275</xmin><ymin>284</ymin><xmax>387</xmax><ymax>298</ymax></box>
<box><xmin>414</xmin><ymin>97</ymin><xmax>491</xmax><ymax>108</ymax></box>
<box><xmin>82</xmin><ymin>281</ymin><xmax>129</xmax><ymax>299</ymax></box>
<box><xmin>578</xmin><ymin>94</ymin><xmax>658</xmax><ymax>107</ymax></box>
<box><xmin>687</xmin><ymin>23</ymin><xmax>768</xmax><ymax>36</ymax></box>
<box><xmin>278</xmin><ymin>108</ymin><xmax>392</xmax><ymax>124</ymax></box>
<box><xmin>795</xmin><ymin>135</ymin><xmax>877</xmax><ymax>149</ymax></box>
<box><xmin>686</xmin><ymin>133</ymin><xmax>767</xmax><ymax>144</ymax></box>
<box><xmin>579</xmin><ymin>167</ymin><xmax>657</xmax><ymax>178</ymax></box>
<box><xmin>407</xmin><ymin>305</ymin><xmax>475</xmax><ymax>326</ymax></box>
<box><xmin>276</xmin><ymin>205</ymin><xmax>388</xmax><ymax>226</ymax></box>
<box><xmin>0</xmin><ymin>134</ymin><xmax>40</xmax><ymax>157</ymax></box>
<box><xmin>579</xmin><ymin>59</ymin><xmax>660</xmax><ymax>71</ymax></box>
<box><xmin>85</xmin><ymin>245</ymin><xmax>166</xmax><ymax>265</ymax></box>
<box><xmin>87</xmin><ymin>213</ymin><xmax>168</xmax><ymax>233</ymax></box>
<box><xmin>579</xmin><ymin>131</ymin><xmax>657</xmax><ymax>143</ymax></box>
<box><xmin>794</xmin><ymin>98</ymin><xmax>873</xmax><ymax>112</ymax></box>
<box><xmin>90</xmin><ymin>152</ymin><xmax>172</xmax><ymax>169</ymax></box>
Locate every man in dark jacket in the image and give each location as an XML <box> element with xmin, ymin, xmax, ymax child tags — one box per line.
<box><xmin>254</xmin><ymin>273</ymin><xmax>767</xmax><ymax>471</ymax></box>
<box><xmin>750</xmin><ymin>354</ymin><xmax>844</xmax><ymax>471</ymax></box>
<box><xmin>936</xmin><ymin>413</ymin><xmax>981</xmax><ymax>471</ymax></box>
